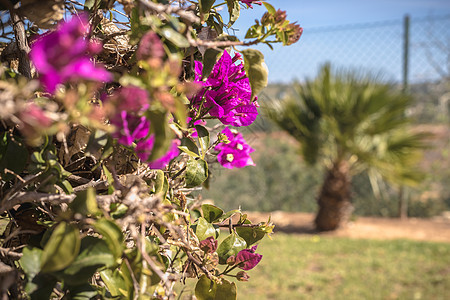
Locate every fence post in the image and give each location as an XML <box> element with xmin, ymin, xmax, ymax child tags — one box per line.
<box><xmin>399</xmin><ymin>14</ymin><xmax>410</xmax><ymax>219</ymax></box>
<box><xmin>402</xmin><ymin>14</ymin><xmax>410</xmax><ymax>91</ymax></box>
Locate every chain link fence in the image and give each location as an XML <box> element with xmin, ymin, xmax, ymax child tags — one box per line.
<box><xmin>264</xmin><ymin>14</ymin><xmax>450</xmax><ymax>85</ymax></box>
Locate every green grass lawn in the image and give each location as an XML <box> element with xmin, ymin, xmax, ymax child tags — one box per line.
<box><xmin>178</xmin><ymin>233</ymin><xmax>450</xmax><ymax>300</ymax></box>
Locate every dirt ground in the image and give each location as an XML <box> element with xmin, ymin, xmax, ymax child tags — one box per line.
<box><xmin>245</xmin><ymin>211</ymin><xmax>450</xmax><ymax>243</ymax></box>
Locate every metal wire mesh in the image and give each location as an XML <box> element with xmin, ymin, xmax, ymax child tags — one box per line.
<box><xmin>264</xmin><ymin>14</ymin><xmax>450</xmax><ymax>84</ymax></box>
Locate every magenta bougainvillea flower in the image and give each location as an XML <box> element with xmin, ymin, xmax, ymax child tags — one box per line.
<box><xmin>136</xmin><ymin>31</ymin><xmax>165</xmax><ymax>61</ymax></box>
<box><xmin>191</xmin><ymin>51</ymin><xmax>258</xmax><ymax>127</ymax></box>
<box><xmin>136</xmin><ymin>138</ymin><xmax>180</xmax><ymax>169</ymax></box>
<box><xmin>18</xmin><ymin>103</ymin><xmax>52</xmax><ymax>139</ymax></box>
<box><xmin>30</xmin><ymin>14</ymin><xmax>111</xmax><ymax>93</ymax></box>
<box><xmin>215</xmin><ymin>127</ymin><xmax>255</xmax><ymax>169</ymax></box>
<box><xmin>110</xmin><ymin>111</ymin><xmax>150</xmax><ymax>147</ymax></box>
<box><xmin>199</xmin><ymin>236</ymin><xmax>218</xmax><ymax>254</ymax></box>
<box><xmin>108</xmin><ymin>86</ymin><xmax>150</xmax><ymax>113</ymax></box>
<box><xmin>235</xmin><ymin>245</ymin><xmax>262</xmax><ymax>270</ymax></box>
<box><xmin>240</xmin><ymin>0</ymin><xmax>262</xmax><ymax>8</ymax></box>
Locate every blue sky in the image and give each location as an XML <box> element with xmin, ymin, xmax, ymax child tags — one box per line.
<box><xmin>229</xmin><ymin>1</ymin><xmax>450</xmax><ymax>83</ymax></box>
<box><xmin>233</xmin><ymin>0</ymin><xmax>450</xmax><ymax>29</ymax></box>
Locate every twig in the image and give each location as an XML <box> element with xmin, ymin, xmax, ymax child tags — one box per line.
<box><xmin>0</xmin><ymin>191</ymin><xmax>116</xmax><ymax>213</ymax></box>
<box><xmin>72</xmin><ymin>180</ymin><xmax>108</xmax><ymax>192</ymax></box>
<box><xmin>0</xmin><ymin>247</ymin><xmax>23</xmax><ymax>260</ymax></box>
<box><xmin>137</xmin><ymin>0</ymin><xmax>200</xmax><ymax>24</ymax></box>
<box><xmin>9</xmin><ymin>9</ymin><xmax>32</xmax><ymax>78</ymax></box>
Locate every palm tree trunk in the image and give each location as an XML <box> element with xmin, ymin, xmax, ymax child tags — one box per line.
<box><xmin>314</xmin><ymin>161</ymin><xmax>353</xmax><ymax>231</ymax></box>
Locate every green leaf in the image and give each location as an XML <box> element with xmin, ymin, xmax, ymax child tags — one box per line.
<box><xmin>83</xmin><ymin>0</ymin><xmax>97</xmax><ymax>10</ymax></box>
<box><xmin>199</xmin><ymin>0</ymin><xmax>216</xmax><ymax>14</ymax></box>
<box><xmin>236</xmin><ymin>225</ymin><xmax>266</xmax><ymax>246</ymax></box>
<box><xmin>216</xmin><ymin>209</ymin><xmax>240</xmax><ymax>222</ymax></box>
<box><xmin>262</xmin><ymin>2</ymin><xmax>276</xmax><ymax>14</ymax></box>
<box><xmin>160</xmin><ymin>27</ymin><xmax>190</xmax><ymax>48</ymax></box>
<box><xmin>185</xmin><ymin>157</ymin><xmax>208</xmax><ymax>188</ymax></box>
<box><xmin>242</xmin><ymin>49</ymin><xmax>268</xmax><ymax>100</ymax></box>
<box><xmin>60</xmin><ymin>236</ymin><xmax>115</xmax><ymax>285</ymax></box>
<box><xmin>201</xmin><ymin>204</ymin><xmax>224</xmax><ymax>223</ymax></box>
<box><xmin>56</xmin><ymin>179</ymin><xmax>73</xmax><ymax>194</ymax></box>
<box><xmin>86</xmin><ymin>129</ymin><xmax>113</xmax><ymax>160</ymax></box>
<box><xmin>0</xmin><ymin>133</ymin><xmax>28</xmax><ymax>181</ymax></box>
<box><xmin>145</xmin><ymin>110</ymin><xmax>173</xmax><ymax>162</ymax></box>
<box><xmin>100</xmin><ymin>269</ymin><xmax>128</xmax><ymax>297</ymax></box>
<box><xmin>226</xmin><ymin>0</ymin><xmax>240</xmax><ymax>27</ymax></box>
<box><xmin>217</xmin><ymin>233</ymin><xmax>246</xmax><ymax>264</ymax></box>
<box><xmin>194</xmin><ymin>217</ymin><xmax>217</xmax><ymax>241</ymax></box>
<box><xmin>94</xmin><ymin>219</ymin><xmax>124</xmax><ymax>260</ymax></box>
<box><xmin>195</xmin><ymin>275</ymin><xmax>237</xmax><ymax>300</ymax></box>
<box><xmin>216</xmin><ymin>278</ymin><xmax>237</xmax><ymax>300</ymax></box>
<box><xmin>64</xmin><ymin>284</ymin><xmax>98</xmax><ymax>299</ymax></box>
<box><xmin>20</xmin><ymin>247</ymin><xmax>42</xmax><ymax>282</ymax></box>
<box><xmin>40</xmin><ymin>222</ymin><xmax>81</xmax><ymax>273</ymax></box>
<box><xmin>195</xmin><ymin>125</ymin><xmax>210</xmax><ymax>158</ymax></box>
<box><xmin>179</xmin><ymin>137</ymin><xmax>200</xmax><ymax>158</ymax></box>
<box><xmin>195</xmin><ymin>275</ymin><xmax>216</xmax><ymax>300</ymax></box>
<box><xmin>19</xmin><ymin>247</ymin><xmax>57</xmax><ymax>298</ymax></box>
<box><xmin>154</xmin><ymin>169</ymin><xmax>169</xmax><ymax>198</ymax></box>
<box><xmin>69</xmin><ymin>187</ymin><xmax>99</xmax><ymax>216</ymax></box>
<box><xmin>202</xmin><ymin>48</ymin><xmax>222</xmax><ymax>79</ymax></box>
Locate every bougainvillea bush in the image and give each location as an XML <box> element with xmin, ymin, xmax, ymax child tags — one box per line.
<box><xmin>0</xmin><ymin>0</ymin><xmax>301</xmax><ymax>298</ymax></box>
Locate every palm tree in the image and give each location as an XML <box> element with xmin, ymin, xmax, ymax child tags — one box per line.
<box><xmin>265</xmin><ymin>64</ymin><xmax>430</xmax><ymax>231</ymax></box>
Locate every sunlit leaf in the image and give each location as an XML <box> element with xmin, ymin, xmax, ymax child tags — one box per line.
<box><xmin>217</xmin><ymin>233</ymin><xmax>246</xmax><ymax>264</ymax></box>
<box><xmin>40</xmin><ymin>222</ymin><xmax>81</xmax><ymax>273</ymax></box>
<box><xmin>94</xmin><ymin>219</ymin><xmax>124</xmax><ymax>260</ymax></box>
<box><xmin>160</xmin><ymin>27</ymin><xmax>190</xmax><ymax>48</ymax></box>
<box><xmin>202</xmin><ymin>48</ymin><xmax>222</xmax><ymax>79</ymax></box>
<box><xmin>194</xmin><ymin>217</ymin><xmax>217</xmax><ymax>241</ymax></box>
<box><xmin>60</xmin><ymin>236</ymin><xmax>115</xmax><ymax>285</ymax></box>
<box><xmin>242</xmin><ymin>49</ymin><xmax>268</xmax><ymax>100</ymax></box>
<box><xmin>195</xmin><ymin>124</ymin><xmax>210</xmax><ymax>158</ymax></box>
<box><xmin>69</xmin><ymin>187</ymin><xmax>99</xmax><ymax>216</ymax></box>
<box><xmin>226</xmin><ymin>0</ymin><xmax>240</xmax><ymax>27</ymax></box>
<box><xmin>185</xmin><ymin>157</ymin><xmax>208</xmax><ymax>188</ymax></box>
<box><xmin>195</xmin><ymin>275</ymin><xmax>237</xmax><ymax>300</ymax></box>
<box><xmin>201</xmin><ymin>204</ymin><xmax>224</xmax><ymax>223</ymax></box>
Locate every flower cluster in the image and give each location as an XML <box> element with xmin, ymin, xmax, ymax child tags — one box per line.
<box><xmin>30</xmin><ymin>15</ymin><xmax>111</xmax><ymax>93</ymax></box>
<box><xmin>215</xmin><ymin>127</ymin><xmax>255</xmax><ymax>169</ymax></box>
<box><xmin>191</xmin><ymin>51</ymin><xmax>258</xmax><ymax>127</ymax></box>
<box><xmin>108</xmin><ymin>86</ymin><xmax>179</xmax><ymax>169</ymax></box>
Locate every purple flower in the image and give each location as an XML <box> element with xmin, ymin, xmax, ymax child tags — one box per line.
<box><xmin>190</xmin><ymin>51</ymin><xmax>258</xmax><ymax>127</ymax></box>
<box><xmin>235</xmin><ymin>245</ymin><xmax>262</xmax><ymax>271</ymax></box>
<box><xmin>199</xmin><ymin>236</ymin><xmax>218</xmax><ymax>254</ymax></box>
<box><xmin>110</xmin><ymin>111</ymin><xmax>150</xmax><ymax>146</ymax></box>
<box><xmin>136</xmin><ymin>31</ymin><xmax>165</xmax><ymax>61</ymax></box>
<box><xmin>136</xmin><ymin>138</ymin><xmax>180</xmax><ymax>170</ymax></box>
<box><xmin>135</xmin><ymin>135</ymin><xmax>155</xmax><ymax>161</ymax></box>
<box><xmin>240</xmin><ymin>0</ymin><xmax>262</xmax><ymax>8</ymax></box>
<box><xmin>30</xmin><ymin>14</ymin><xmax>111</xmax><ymax>93</ymax></box>
<box><xmin>108</xmin><ymin>86</ymin><xmax>150</xmax><ymax>113</ymax></box>
<box><xmin>215</xmin><ymin>127</ymin><xmax>255</xmax><ymax>169</ymax></box>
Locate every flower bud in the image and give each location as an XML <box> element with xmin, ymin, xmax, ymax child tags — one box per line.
<box><xmin>226</xmin><ymin>255</ymin><xmax>236</xmax><ymax>266</ymax></box>
<box><xmin>236</xmin><ymin>271</ymin><xmax>250</xmax><ymax>282</ymax></box>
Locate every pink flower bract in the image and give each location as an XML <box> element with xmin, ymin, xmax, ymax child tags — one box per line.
<box><xmin>236</xmin><ymin>245</ymin><xmax>262</xmax><ymax>270</ymax></box>
<box><xmin>240</xmin><ymin>0</ymin><xmax>262</xmax><ymax>8</ymax></box>
<box><xmin>30</xmin><ymin>14</ymin><xmax>111</xmax><ymax>93</ymax></box>
<box><xmin>190</xmin><ymin>51</ymin><xmax>258</xmax><ymax>127</ymax></box>
<box><xmin>215</xmin><ymin>127</ymin><xmax>255</xmax><ymax>169</ymax></box>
